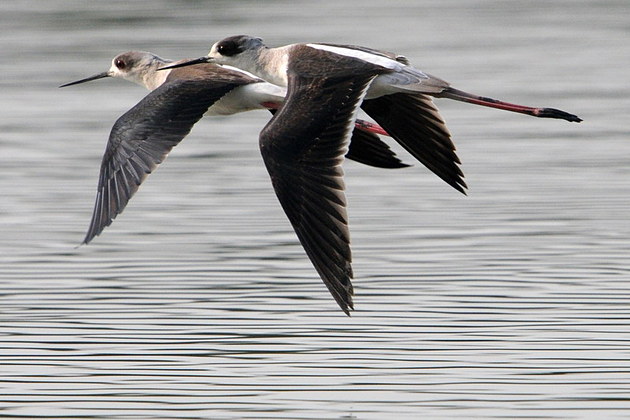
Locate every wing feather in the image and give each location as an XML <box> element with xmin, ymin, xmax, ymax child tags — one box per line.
<box><xmin>346</xmin><ymin>128</ymin><xmax>409</xmax><ymax>168</ymax></box>
<box><xmin>259</xmin><ymin>67</ymin><xmax>379</xmax><ymax>314</ymax></box>
<box><xmin>83</xmin><ymin>78</ymin><xmax>243</xmax><ymax>244</ymax></box>
<box><xmin>362</xmin><ymin>93</ymin><xmax>467</xmax><ymax>194</ymax></box>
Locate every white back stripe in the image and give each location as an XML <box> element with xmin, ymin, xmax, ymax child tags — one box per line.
<box><xmin>306</xmin><ymin>44</ymin><xmax>401</xmax><ymax>70</ymax></box>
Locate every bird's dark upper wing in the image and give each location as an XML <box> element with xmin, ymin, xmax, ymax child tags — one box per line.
<box><xmin>83</xmin><ymin>78</ymin><xmax>242</xmax><ymax>244</ymax></box>
<box><xmin>361</xmin><ymin>93</ymin><xmax>467</xmax><ymax>194</ymax></box>
<box><xmin>259</xmin><ymin>51</ymin><xmax>382</xmax><ymax>314</ymax></box>
<box><xmin>166</xmin><ymin>62</ymin><xmax>263</xmax><ymax>85</ymax></box>
<box><xmin>269</xmin><ymin>108</ymin><xmax>408</xmax><ymax>169</ymax></box>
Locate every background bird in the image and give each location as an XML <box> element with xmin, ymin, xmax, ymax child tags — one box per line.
<box><xmin>161</xmin><ymin>35</ymin><xmax>581</xmax><ymax>314</ymax></box>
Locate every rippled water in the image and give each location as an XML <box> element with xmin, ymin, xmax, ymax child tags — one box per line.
<box><xmin>1</xmin><ymin>1</ymin><xmax>629</xmax><ymax>418</ymax></box>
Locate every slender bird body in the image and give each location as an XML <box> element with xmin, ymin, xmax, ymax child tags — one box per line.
<box><xmin>60</xmin><ymin>52</ymin><xmax>406</xmax><ymax>248</ymax></box>
<box><xmin>161</xmin><ymin>36</ymin><xmax>581</xmax><ymax>314</ymax></box>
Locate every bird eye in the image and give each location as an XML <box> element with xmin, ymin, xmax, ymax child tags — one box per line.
<box><xmin>217</xmin><ymin>41</ymin><xmax>240</xmax><ymax>57</ymax></box>
<box><xmin>115</xmin><ymin>59</ymin><xmax>126</xmax><ymax>69</ymax></box>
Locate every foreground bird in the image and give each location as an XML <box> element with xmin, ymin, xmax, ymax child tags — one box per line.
<box><xmin>60</xmin><ymin>51</ymin><xmax>407</xmax><ymax>246</ymax></box>
<box><xmin>161</xmin><ymin>35</ymin><xmax>582</xmax><ymax>314</ymax></box>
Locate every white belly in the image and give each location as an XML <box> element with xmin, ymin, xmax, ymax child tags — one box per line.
<box><xmin>205</xmin><ymin>82</ymin><xmax>287</xmax><ymax>116</ymax></box>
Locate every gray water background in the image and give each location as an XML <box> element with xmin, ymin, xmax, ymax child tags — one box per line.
<box><xmin>1</xmin><ymin>1</ymin><xmax>629</xmax><ymax>418</ymax></box>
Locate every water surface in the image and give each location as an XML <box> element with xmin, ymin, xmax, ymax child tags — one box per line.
<box><xmin>1</xmin><ymin>1</ymin><xmax>629</xmax><ymax>418</ymax></box>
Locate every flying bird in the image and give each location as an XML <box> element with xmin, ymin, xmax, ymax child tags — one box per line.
<box><xmin>61</xmin><ymin>51</ymin><xmax>406</xmax><ymax>246</ymax></box>
<box><xmin>161</xmin><ymin>35</ymin><xmax>581</xmax><ymax>314</ymax></box>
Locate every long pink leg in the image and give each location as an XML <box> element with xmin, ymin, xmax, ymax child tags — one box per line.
<box><xmin>438</xmin><ymin>87</ymin><xmax>582</xmax><ymax>122</ymax></box>
<box><xmin>354</xmin><ymin>119</ymin><xmax>389</xmax><ymax>136</ymax></box>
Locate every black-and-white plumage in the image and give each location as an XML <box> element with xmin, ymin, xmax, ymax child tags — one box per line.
<box><xmin>61</xmin><ymin>52</ymin><xmax>405</xmax><ymax>246</ymax></box>
<box><xmin>161</xmin><ymin>35</ymin><xmax>581</xmax><ymax>314</ymax></box>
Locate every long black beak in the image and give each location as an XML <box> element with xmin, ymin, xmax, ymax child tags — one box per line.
<box><xmin>158</xmin><ymin>56</ymin><xmax>213</xmax><ymax>71</ymax></box>
<box><xmin>59</xmin><ymin>71</ymin><xmax>110</xmax><ymax>88</ymax></box>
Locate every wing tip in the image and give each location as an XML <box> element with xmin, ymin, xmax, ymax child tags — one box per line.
<box><xmin>337</xmin><ymin>296</ymin><xmax>354</xmax><ymax>316</ymax></box>
<box><xmin>331</xmin><ymin>271</ymin><xmax>354</xmax><ymax>316</ymax></box>
<box><xmin>81</xmin><ymin>228</ymin><xmax>99</xmax><ymax>246</ymax></box>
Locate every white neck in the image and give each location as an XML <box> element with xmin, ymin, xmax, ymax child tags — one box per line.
<box><xmin>221</xmin><ymin>46</ymin><xmax>291</xmax><ymax>87</ymax></box>
<box><xmin>142</xmin><ymin>68</ymin><xmax>169</xmax><ymax>91</ymax></box>
<box><xmin>254</xmin><ymin>46</ymin><xmax>291</xmax><ymax>87</ymax></box>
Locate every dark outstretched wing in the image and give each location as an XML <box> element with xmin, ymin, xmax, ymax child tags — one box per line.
<box><xmin>362</xmin><ymin>93</ymin><xmax>467</xmax><ymax>194</ymax></box>
<box><xmin>83</xmin><ymin>78</ymin><xmax>241</xmax><ymax>244</ymax></box>
<box><xmin>269</xmin><ymin>108</ymin><xmax>408</xmax><ymax>169</ymax></box>
<box><xmin>346</xmin><ymin>127</ymin><xmax>409</xmax><ymax>169</ymax></box>
<box><xmin>259</xmin><ymin>59</ymin><xmax>379</xmax><ymax>314</ymax></box>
